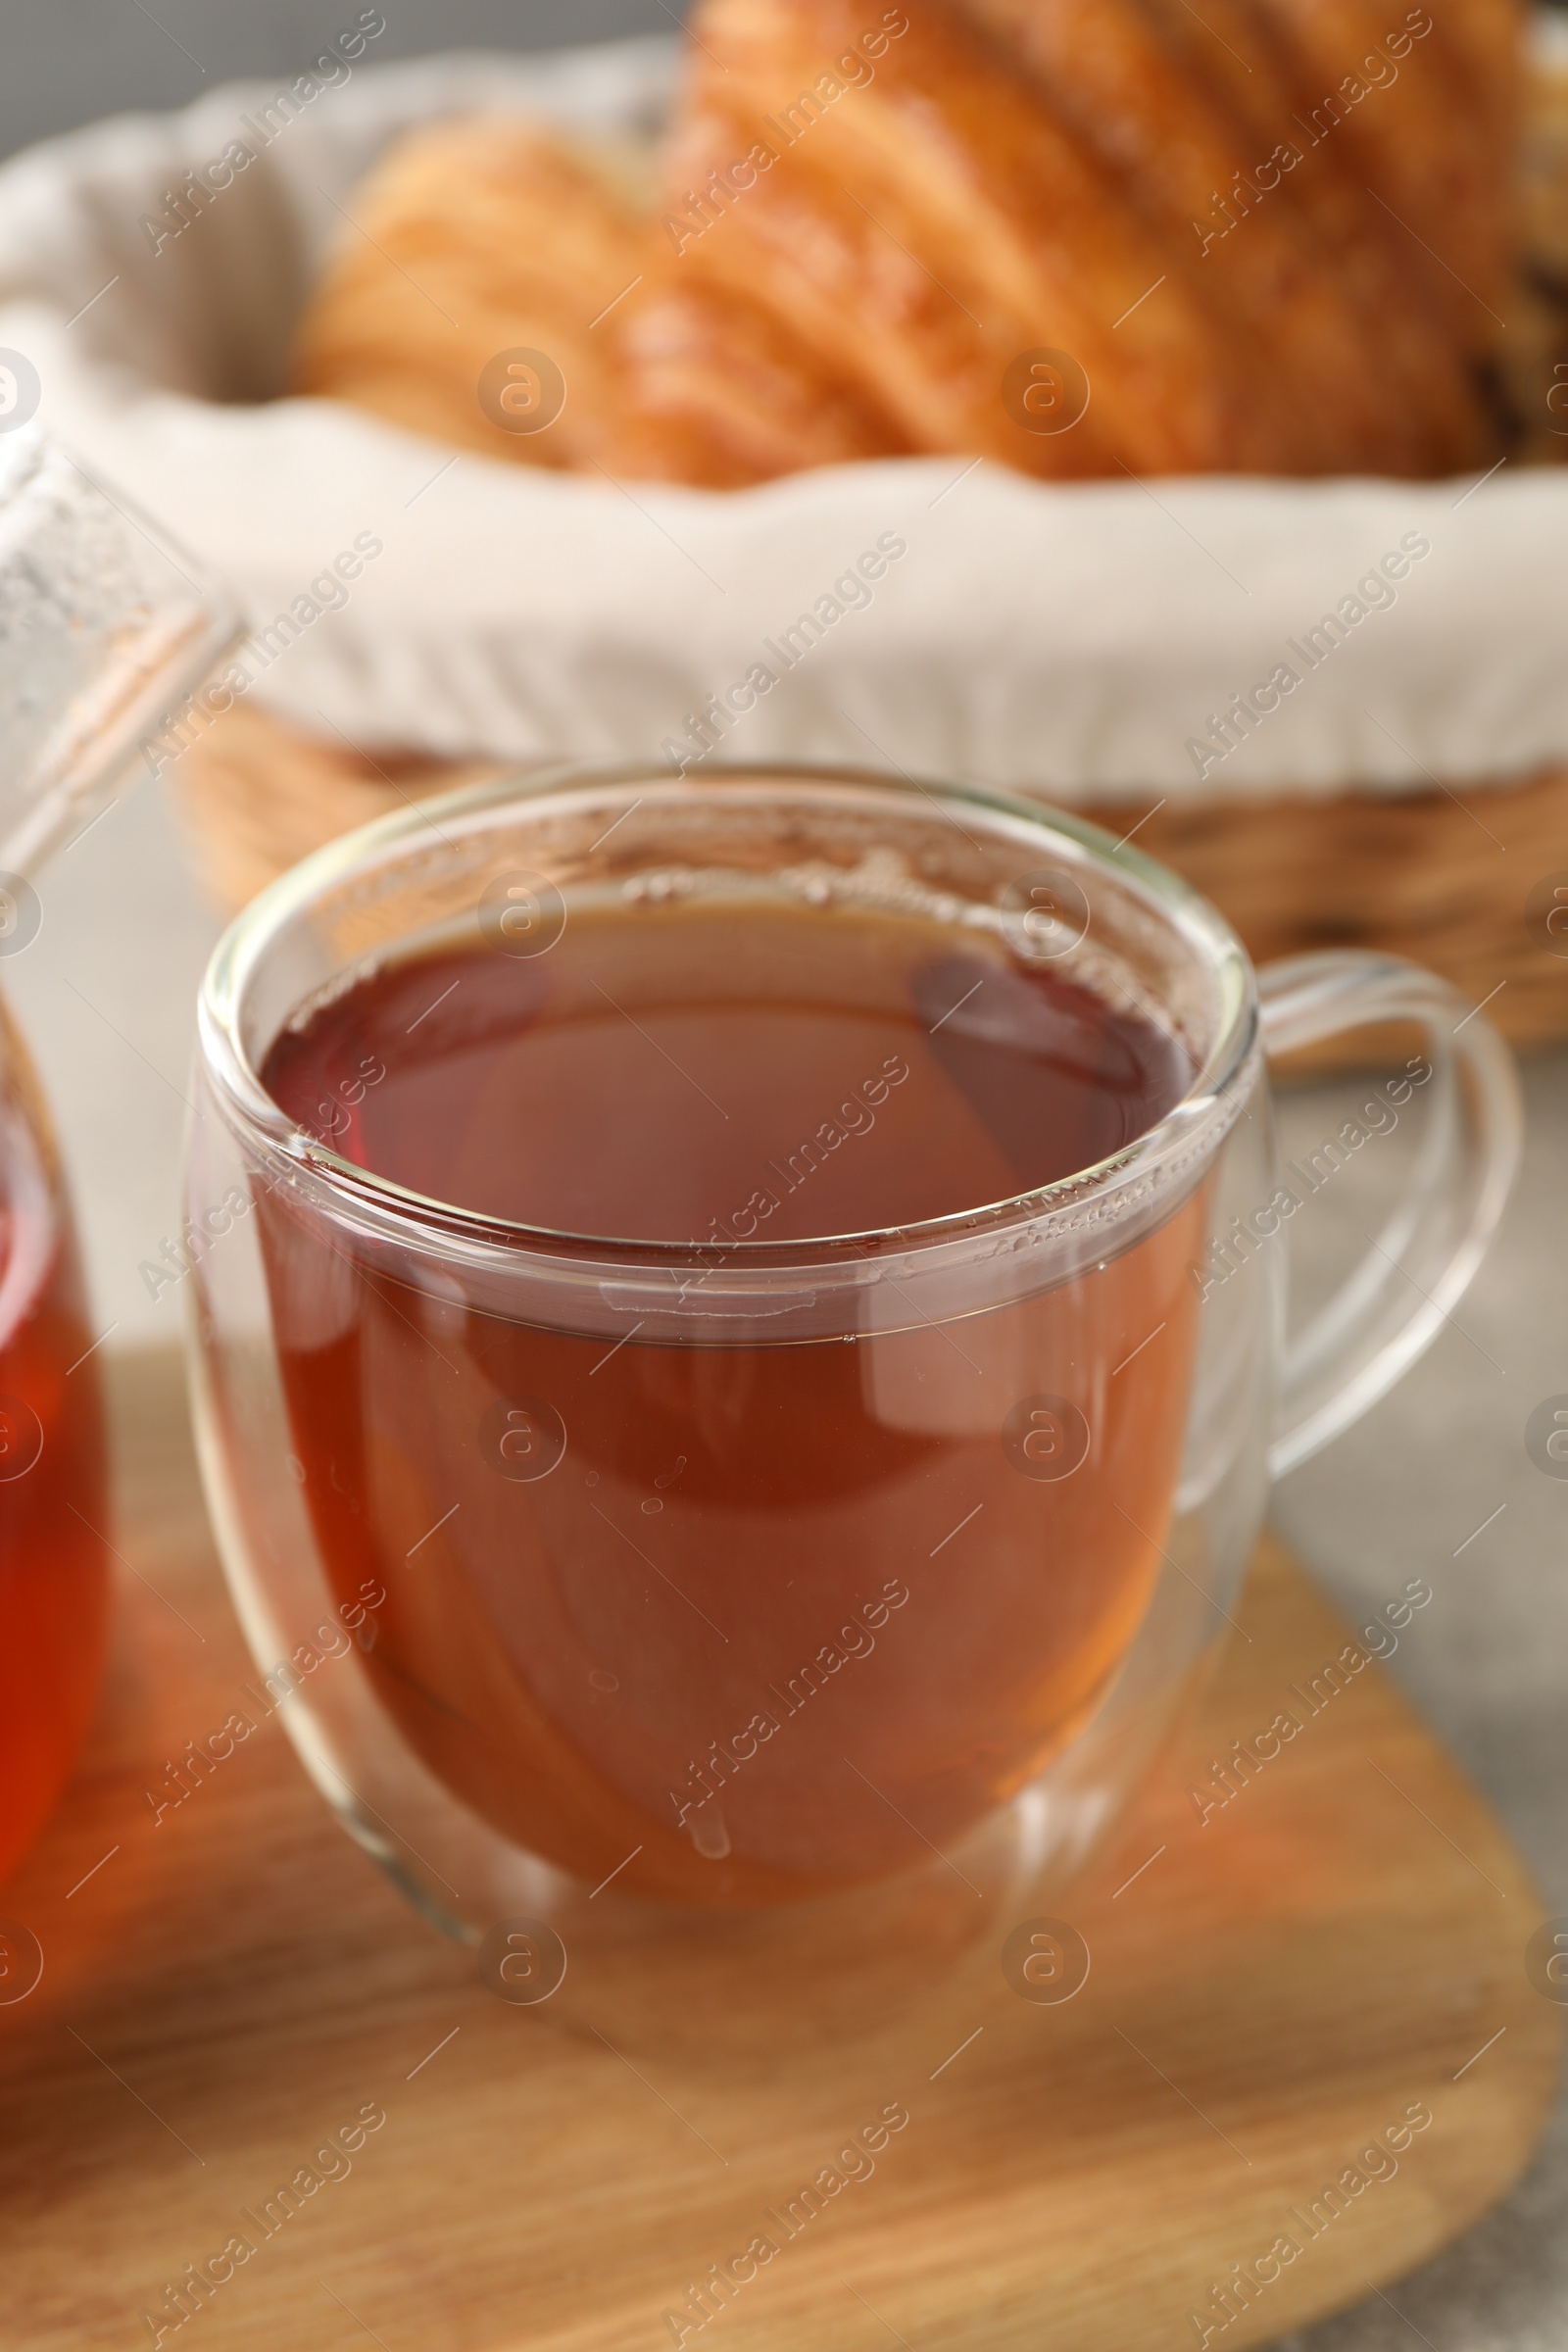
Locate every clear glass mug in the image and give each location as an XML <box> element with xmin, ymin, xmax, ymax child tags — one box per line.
<box><xmin>184</xmin><ymin>763</ymin><xmax>1519</xmax><ymax>2046</ymax></box>
<box><xmin>0</xmin><ymin>427</ymin><xmax>235</xmax><ymax>1886</ymax></box>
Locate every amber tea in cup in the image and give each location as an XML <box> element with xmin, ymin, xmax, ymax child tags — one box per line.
<box><xmin>256</xmin><ymin>889</ymin><xmax>1202</xmax><ymax>1905</ymax></box>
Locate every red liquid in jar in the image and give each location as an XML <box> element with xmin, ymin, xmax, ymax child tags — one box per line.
<box><xmin>0</xmin><ymin>1029</ymin><xmax>111</xmax><ymax>1888</ymax></box>
<box><xmin>259</xmin><ymin>898</ymin><xmax>1204</xmax><ymax>1904</ymax></box>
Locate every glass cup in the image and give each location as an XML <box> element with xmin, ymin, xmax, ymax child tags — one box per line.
<box><xmin>184</xmin><ymin>763</ymin><xmax>1519</xmax><ymax>2046</ymax></box>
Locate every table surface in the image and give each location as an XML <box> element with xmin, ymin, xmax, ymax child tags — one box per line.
<box><xmin>1269</xmin><ymin>1035</ymin><xmax>1568</xmax><ymax>2352</ymax></box>
<box><xmin>7</xmin><ymin>771</ymin><xmax>1568</xmax><ymax>2349</ymax></box>
<box><xmin>5</xmin><ymin>1352</ymin><xmax>1558</xmax><ymax>2352</ymax></box>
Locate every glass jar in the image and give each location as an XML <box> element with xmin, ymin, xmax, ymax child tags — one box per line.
<box><xmin>0</xmin><ymin>993</ymin><xmax>111</xmax><ymax>1884</ymax></box>
<box><xmin>0</xmin><ymin>425</ymin><xmax>234</xmax><ymax>1886</ymax></box>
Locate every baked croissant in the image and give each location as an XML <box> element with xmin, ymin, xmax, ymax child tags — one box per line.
<box><xmin>1242</xmin><ymin>0</ymin><xmax>1519</xmax><ymax>343</ymax></box>
<box><xmin>608</xmin><ymin>278</ymin><xmax>905</xmax><ymax>484</ymax></box>
<box><xmin>292</xmin><ymin>117</ymin><xmax>647</xmax><ymax>468</ymax></box>
<box><xmin>619</xmin><ymin>0</ymin><xmax>1302</xmax><ymax>481</ymax></box>
<box><xmin>1135</xmin><ymin>0</ymin><xmax>1503</xmax><ymax>415</ymax></box>
<box><xmin>291</xmin><ymin>0</ymin><xmax>1523</xmax><ymax>485</ymax></box>
<box><xmin>967</xmin><ymin>0</ymin><xmax>1492</xmax><ymax>472</ymax></box>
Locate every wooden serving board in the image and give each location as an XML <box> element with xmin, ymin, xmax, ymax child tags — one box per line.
<box><xmin>0</xmin><ymin>1350</ymin><xmax>1558</xmax><ymax>2352</ymax></box>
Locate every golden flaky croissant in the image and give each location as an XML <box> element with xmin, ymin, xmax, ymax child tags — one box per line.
<box><xmin>627</xmin><ymin>0</ymin><xmax>1296</xmax><ymax>481</ymax></box>
<box><xmin>966</xmin><ymin>0</ymin><xmax>1494</xmax><ymax>471</ymax></box>
<box><xmin>292</xmin><ymin>0</ymin><xmax>1529</xmax><ymax>485</ymax></box>
<box><xmin>293</xmin><ymin>117</ymin><xmax>646</xmax><ymax>467</ymax></box>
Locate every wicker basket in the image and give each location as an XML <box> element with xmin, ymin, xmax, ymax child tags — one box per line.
<box><xmin>174</xmin><ymin>699</ymin><xmax>1568</xmax><ymax>1050</ymax></box>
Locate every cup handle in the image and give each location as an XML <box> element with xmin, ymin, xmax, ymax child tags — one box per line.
<box><xmin>1256</xmin><ymin>950</ymin><xmax>1523</xmax><ymax>1479</ymax></box>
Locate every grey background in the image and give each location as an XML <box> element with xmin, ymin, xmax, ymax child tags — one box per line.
<box><xmin>0</xmin><ymin>1</ymin><xmax>680</xmax><ymax>163</ymax></box>
<box><xmin>3</xmin><ymin>5</ymin><xmax>1565</xmax><ymax>2349</ymax></box>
